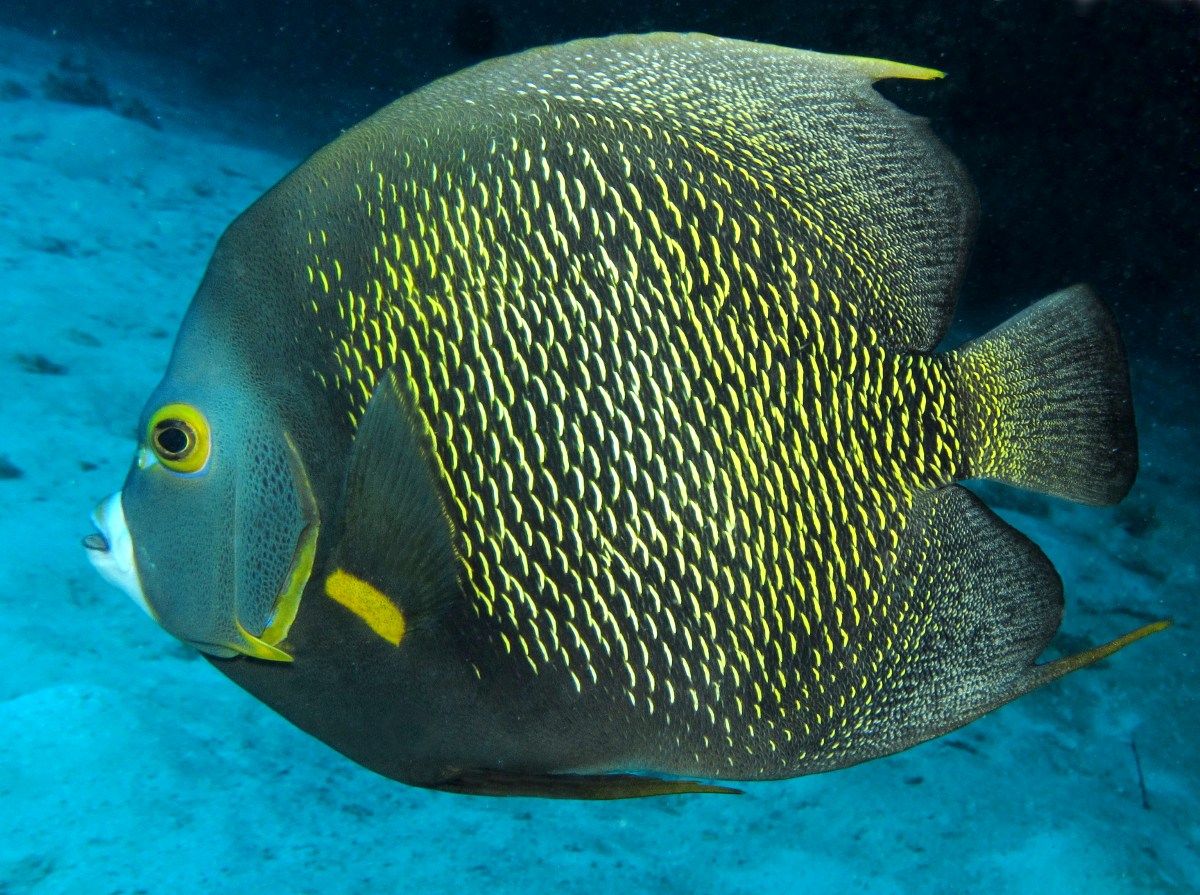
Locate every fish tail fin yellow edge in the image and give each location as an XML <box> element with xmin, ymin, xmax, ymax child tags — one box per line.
<box><xmin>841</xmin><ymin>55</ymin><xmax>946</xmax><ymax>82</ymax></box>
<box><xmin>1031</xmin><ymin>619</ymin><xmax>1172</xmax><ymax>688</ymax></box>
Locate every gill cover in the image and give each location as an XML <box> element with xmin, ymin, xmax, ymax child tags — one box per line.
<box><xmin>118</xmin><ymin>348</ymin><xmax>320</xmax><ymax>661</ymax></box>
<box><xmin>228</xmin><ymin>429</ymin><xmax>320</xmax><ymax>661</ymax></box>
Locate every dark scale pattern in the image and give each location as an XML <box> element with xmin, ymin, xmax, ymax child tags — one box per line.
<box><xmin>286</xmin><ymin>36</ymin><xmax>976</xmax><ymax>773</ymax></box>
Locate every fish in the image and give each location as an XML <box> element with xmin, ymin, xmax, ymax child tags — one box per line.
<box><xmin>85</xmin><ymin>33</ymin><xmax>1168</xmax><ymax>799</ymax></box>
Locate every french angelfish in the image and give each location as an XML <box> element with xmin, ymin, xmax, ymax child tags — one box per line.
<box><xmin>86</xmin><ymin>33</ymin><xmax>1167</xmax><ymax>798</ymax></box>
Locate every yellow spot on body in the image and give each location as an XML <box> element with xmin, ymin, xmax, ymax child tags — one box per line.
<box><xmin>324</xmin><ymin>569</ymin><xmax>407</xmax><ymax>646</ymax></box>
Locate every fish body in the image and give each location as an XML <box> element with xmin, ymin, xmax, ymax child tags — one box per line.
<box><xmin>86</xmin><ymin>34</ymin><xmax>1163</xmax><ymax>797</ymax></box>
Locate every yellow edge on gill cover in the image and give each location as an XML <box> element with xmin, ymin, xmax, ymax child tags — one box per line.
<box><xmin>325</xmin><ymin>569</ymin><xmax>408</xmax><ymax>646</ymax></box>
<box><xmin>224</xmin><ymin>521</ymin><xmax>319</xmax><ymax>664</ymax></box>
<box><xmin>844</xmin><ymin>55</ymin><xmax>945</xmax><ymax>82</ymax></box>
<box><xmin>231</xmin><ymin>429</ymin><xmax>324</xmax><ymax>663</ymax></box>
<box><xmin>261</xmin><ymin>522</ymin><xmax>320</xmax><ymax>647</ymax></box>
<box><xmin>234</xmin><ymin>618</ymin><xmax>295</xmax><ymax>662</ymax></box>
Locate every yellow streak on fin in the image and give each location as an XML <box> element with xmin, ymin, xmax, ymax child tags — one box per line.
<box><xmin>233</xmin><ymin>619</ymin><xmax>295</xmax><ymax>662</ymax></box>
<box><xmin>1036</xmin><ymin>619</ymin><xmax>1172</xmax><ymax>683</ymax></box>
<box><xmin>841</xmin><ymin>55</ymin><xmax>945</xmax><ymax>82</ymax></box>
<box><xmin>325</xmin><ymin>568</ymin><xmax>407</xmax><ymax>646</ymax></box>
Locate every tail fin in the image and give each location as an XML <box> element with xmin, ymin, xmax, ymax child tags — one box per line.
<box><xmin>951</xmin><ymin>286</ymin><xmax>1137</xmax><ymax>505</ymax></box>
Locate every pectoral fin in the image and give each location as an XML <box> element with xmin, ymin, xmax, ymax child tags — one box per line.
<box><xmin>324</xmin><ymin>367</ymin><xmax>460</xmax><ymax>643</ymax></box>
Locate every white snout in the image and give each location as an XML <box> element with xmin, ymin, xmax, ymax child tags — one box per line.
<box><xmin>86</xmin><ymin>492</ymin><xmax>156</xmax><ymax>621</ymax></box>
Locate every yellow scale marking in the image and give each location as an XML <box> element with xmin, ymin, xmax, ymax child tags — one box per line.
<box><xmin>293</xmin><ymin>50</ymin><xmax>979</xmax><ymax>769</ymax></box>
<box><xmin>325</xmin><ymin>569</ymin><xmax>407</xmax><ymax>646</ymax></box>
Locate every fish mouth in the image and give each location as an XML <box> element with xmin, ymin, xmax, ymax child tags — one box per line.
<box><xmin>83</xmin><ymin>531</ymin><xmax>109</xmax><ymax>552</ymax></box>
<box><xmin>85</xmin><ymin>492</ymin><xmax>158</xmax><ymax>621</ymax></box>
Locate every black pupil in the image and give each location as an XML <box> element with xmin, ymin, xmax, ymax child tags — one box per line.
<box><xmin>155</xmin><ymin>422</ymin><xmax>192</xmax><ymax>458</ymax></box>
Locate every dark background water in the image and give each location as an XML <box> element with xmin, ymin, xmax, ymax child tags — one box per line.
<box><xmin>3</xmin><ymin>0</ymin><xmax>1197</xmax><ymax>376</ymax></box>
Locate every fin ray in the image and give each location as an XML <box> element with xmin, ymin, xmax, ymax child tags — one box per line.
<box><xmin>1026</xmin><ymin>619</ymin><xmax>1171</xmax><ymax>688</ymax></box>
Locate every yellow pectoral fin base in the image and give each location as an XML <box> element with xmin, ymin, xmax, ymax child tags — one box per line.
<box><xmin>325</xmin><ymin>569</ymin><xmax>407</xmax><ymax>646</ymax></box>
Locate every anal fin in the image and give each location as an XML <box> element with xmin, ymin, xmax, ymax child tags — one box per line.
<box><xmin>838</xmin><ymin>485</ymin><xmax>1167</xmax><ymax>766</ymax></box>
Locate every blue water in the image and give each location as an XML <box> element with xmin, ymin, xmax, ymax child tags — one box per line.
<box><xmin>0</xmin><ymin>5</ymin><xmax>1196</xmax><ymax>893</ymax></box>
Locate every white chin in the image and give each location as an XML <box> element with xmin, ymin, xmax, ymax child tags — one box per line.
<box><xmin>86</xmin><ymin>492</ymin><xmax>156</xmax><ymax>621</ymax></box>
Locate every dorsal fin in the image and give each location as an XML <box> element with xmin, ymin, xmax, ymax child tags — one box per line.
<box><xmin>382</xmin><ymin>33</ymin><xmax>976</xmax><ymax>350</ymax></box>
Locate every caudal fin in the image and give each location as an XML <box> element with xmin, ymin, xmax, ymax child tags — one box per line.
<box><xmin>952</xmin><ymin>286</ymin><xmax>1137</xmax><ymax>505</ymax></box>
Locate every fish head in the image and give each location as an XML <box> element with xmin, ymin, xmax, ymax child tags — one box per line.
<box><xmin>85</xmin><ymin>310</ymin><xmax>321</xmax><ymax>663</ymax></box>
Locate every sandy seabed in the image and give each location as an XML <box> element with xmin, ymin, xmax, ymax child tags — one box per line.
<box><xmin>0</xmin><ymin>25</ymin><xmax>1196</xmax><ymax>895</ymax></box>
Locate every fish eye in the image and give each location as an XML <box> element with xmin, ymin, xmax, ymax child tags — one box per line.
<box><xmin>148</xmin><ymin>403</ymin><xmax>211</xmax><ymax>474</ymax></box>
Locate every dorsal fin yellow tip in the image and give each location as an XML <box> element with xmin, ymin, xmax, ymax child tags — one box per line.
<box><xmin>844</xmin><ymin>55</ymin><xmax>946</xmax><ymax>82</ymax></box>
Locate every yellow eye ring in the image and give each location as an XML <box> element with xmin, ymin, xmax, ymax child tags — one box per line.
<box><xmin>148</xmin><ymin>403</ymin><xmax>211</xmax><ymax>474</ymax></box>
